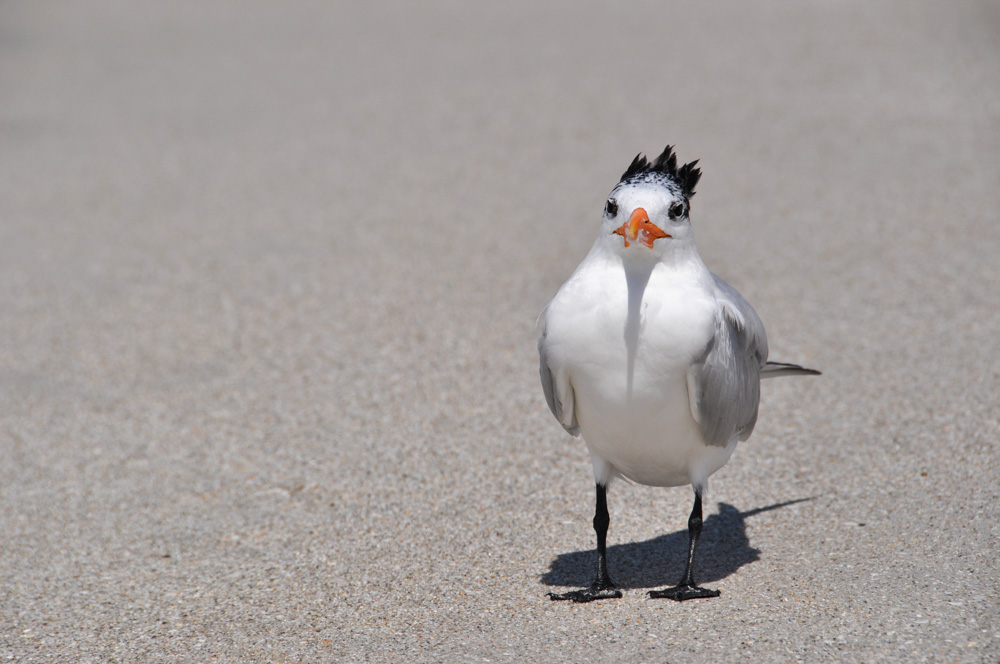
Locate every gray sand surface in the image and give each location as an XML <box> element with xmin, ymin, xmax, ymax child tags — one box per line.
<box><xmin>2</xmin><ymin>1</ymin><xmax>998</xmax><ymax>661</ymax></box>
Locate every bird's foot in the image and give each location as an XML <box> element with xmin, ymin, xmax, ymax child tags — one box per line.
<box><xmin>648</xmin><ymin>584</ymin><xmax>720</xmax><ymax>601</ymax></box>
<box><xmin>548</xmin><ymin>583</ymin><xmax>622</xmax><ymax>603</ymax></box>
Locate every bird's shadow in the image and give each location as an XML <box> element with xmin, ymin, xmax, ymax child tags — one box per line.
<box><xmin>541</xmin><ymin>498</ymin><xmax>812</xmax><ymax>590</ymax></box>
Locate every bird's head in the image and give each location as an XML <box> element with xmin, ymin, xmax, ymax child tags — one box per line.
<box><xmin>599</xmin><ymin>145</ymin><xmax>702</xmax><ymax>260</ymax></box>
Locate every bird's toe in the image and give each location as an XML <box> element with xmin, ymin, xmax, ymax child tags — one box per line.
<box><xmin>548</xmin><ymin>585</ymin><xmax>623</xmax><ymax>603</ymax></box>
<box><xmin>648</xmin><ymin>584</ymin><xmax>720</xmax><ymax>601</ymax></box>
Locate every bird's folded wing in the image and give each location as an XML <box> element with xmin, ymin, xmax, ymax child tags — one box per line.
<box><xmin>687</xmin><ymin>275</ymin><xmax>769</xmax><ymax>447</ymax></box>
<box><xmin>538</xmin><ymin>325</ymin><xmax>580</xmax><ymax>437</ymax></box>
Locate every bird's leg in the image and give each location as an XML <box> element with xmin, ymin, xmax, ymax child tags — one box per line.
<box><xmin>648</xmin><ymin>489</ymin><xmax>720</xmax><ymax>601</ymax></box>
<box><xmin>591</xmin><ymin>482</ymin><xmax>617</xmax><ymax>591</ymax></box>
<box><xmin>549</xmin><ymin>483</ymin><xmax>623</xmax><ymax>602</ymax></box>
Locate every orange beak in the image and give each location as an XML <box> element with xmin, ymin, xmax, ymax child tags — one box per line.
<box><xmin>612</xmin><ymin>207</ymin><xmax>671</xmax><ymax>248</ymax></box>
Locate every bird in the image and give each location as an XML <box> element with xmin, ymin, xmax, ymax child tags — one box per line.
<box><xmin>538</xmin><ymin>145</ymin><xmax>819</xmax><ymax>602</ymax></box>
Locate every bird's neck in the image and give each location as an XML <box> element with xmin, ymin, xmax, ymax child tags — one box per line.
<box><xmin>613</xmin><ymin>239</ymin><xmax>707</xmax><ymax>277</ymax></box>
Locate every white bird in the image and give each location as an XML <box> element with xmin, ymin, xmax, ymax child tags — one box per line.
<box><xmin>538</xmin><ymin>146</ymin><xmax>819</xmax><ymax>602</ymax></box>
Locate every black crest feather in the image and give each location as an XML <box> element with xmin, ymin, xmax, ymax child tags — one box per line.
<box><xmin>618</xmin><ymin>145</ymin><xmax>702</xmax><ymax>199</ymax></box>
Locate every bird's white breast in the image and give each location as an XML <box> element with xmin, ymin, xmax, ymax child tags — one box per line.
<box><xmin>544</xmin><ymin>252</ymin><xmax>736</xmax><ymax>487</ymax></box>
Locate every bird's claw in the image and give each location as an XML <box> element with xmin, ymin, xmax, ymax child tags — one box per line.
<box><xmin>648</xmin><ymin>584</ymin><xmax>720</xmax><ymax>601</ymax></box>
<box><xmin>548</xmin><ymin>584</ymin><xmax>623</xmax><ymax>603</ymax></box>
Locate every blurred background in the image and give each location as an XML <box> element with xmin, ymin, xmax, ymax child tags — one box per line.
<box><xmin>1</xmin><ymin>1</ymin><xmax>997</xmax><ymax>661</ymax></box>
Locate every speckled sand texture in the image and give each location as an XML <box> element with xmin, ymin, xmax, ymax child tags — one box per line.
<box><xmin>1</xmin><ymin>1</ymin><xmax>998</xmax><ymax>662</ymax></box>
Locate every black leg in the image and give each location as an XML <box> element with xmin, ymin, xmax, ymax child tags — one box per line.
<box><xmin>648</xmin><ymin>489</ymin><xmax>720</xmax><ymax>601</ymax></box>
<box><xmin>549</xmin><ymin>483</ymin><xmax>623</xmax><ymax>602</ymax></box>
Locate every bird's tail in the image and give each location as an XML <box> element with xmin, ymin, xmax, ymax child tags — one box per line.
<box><xmin>761</xmin><ymin>361</ymin><xmax>821</xmax><ymax>378</ymax></box>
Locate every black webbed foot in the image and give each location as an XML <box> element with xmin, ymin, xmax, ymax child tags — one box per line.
<box><xmin>549</xmin><ymin>583</ymin><xmax>623</xmax><ymax>603</ymax></box>
<box><xmin>648</xmin><ymin>584</ymin><xmax>720</xmax><ymax>601</ymax></box>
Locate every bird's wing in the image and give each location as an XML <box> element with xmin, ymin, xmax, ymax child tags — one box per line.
<box><xmin>538</xmin><ymin>315</ymin><xmax>580</xmax><ymax>437</ymax></box>
<box><xmin>686</xmin><ymin>274</ymin><xmax>769</xmax><ymax>447</ymax></box>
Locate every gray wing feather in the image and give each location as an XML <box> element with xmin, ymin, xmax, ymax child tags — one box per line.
<box><xmin>690</xmin><ymin>275</ymin><xmax>769</xmax><ymax>447</ymax></box>
<box><xmin>538</xmin><ymin>326</ymin><xmax>580</xmax><ymax>436</ymax></box>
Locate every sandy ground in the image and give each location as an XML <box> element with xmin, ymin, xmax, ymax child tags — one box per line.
<box><xmin>1</xmin><ymin>1</ymin><xmax>998</xmax><ymax>662</ymax></box>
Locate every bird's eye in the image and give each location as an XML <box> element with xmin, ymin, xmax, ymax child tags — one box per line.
<box><xmin>668</xmin><ymin>202</ymin><xmax>685</xmax><ymax>219</ymax></box>
<box><xmin>605</xmin><ymin>198</ymin><xmax>618</xmax><ymax>217</ymax></box>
